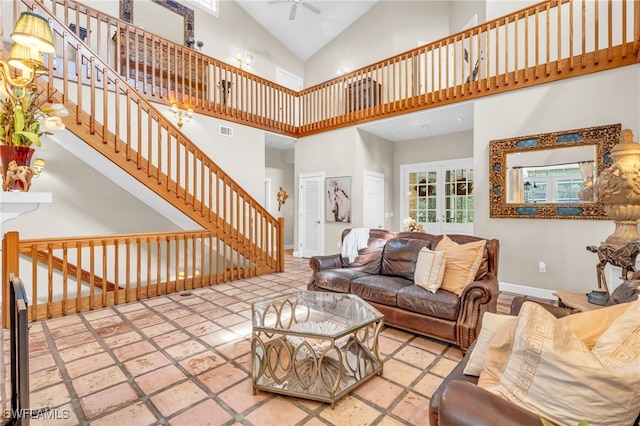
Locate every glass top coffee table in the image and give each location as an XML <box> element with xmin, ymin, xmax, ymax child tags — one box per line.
<box><xmin>251</xmin><ymin>291</ymin><xmax>384</xmax><ymax>408</ymax></box>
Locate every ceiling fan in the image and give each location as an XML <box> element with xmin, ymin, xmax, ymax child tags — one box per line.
<box><xmin>268</xmin><ymin>0</ymin><xmax>321</xmax><ymax>21</ymax></box>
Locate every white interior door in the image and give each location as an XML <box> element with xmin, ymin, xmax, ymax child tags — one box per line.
<box><xmin>363</xmin><ymin>171</ymin><xmax>385</xmax><ymax>229</ymax></box>
<box><xmin>298</xmin><ymin>172</ymin><xmax>324</xmax><ymax>258</ymax></box>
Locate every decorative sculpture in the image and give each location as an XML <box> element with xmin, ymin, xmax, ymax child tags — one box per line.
<box><xmin>2</xmin><ymin>161</ymin><xmax>35</xmax><ymax>192</ymax></box>
<box><xmin>587</xmin><ymin>129</ymin><xmax>640</xmax><ymax>297</ymax></box>
<box><xmin>276</xmin><ymin>186</ymin><xmax>289</xmax><ymax>211</ymax></box>
<box><xmin>587</xmin><ymin>241</ymin><xmax>640</xmax><ymax>293</ymax></box>
<box><xmin>594</xmin><ymin>129</ymin><xmax>640</xmax><ymax>247</ymax></box>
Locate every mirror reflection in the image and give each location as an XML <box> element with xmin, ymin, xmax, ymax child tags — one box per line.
<box><xmin>506</xmin><ymin>145</ymin><xmax>597</xmax><ymax>203</ymax></box>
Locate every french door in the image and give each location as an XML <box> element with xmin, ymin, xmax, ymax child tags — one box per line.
<box><xmin>400</xmin><ymin>158</ymin><xmax>474</xmax><ymax>235</ymax></box>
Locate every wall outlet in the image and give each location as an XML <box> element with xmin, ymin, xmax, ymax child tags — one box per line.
<box><xmin>538</xmin><ymin>261</ymin><xmax>546</xmax><ymax>273</ymax></box>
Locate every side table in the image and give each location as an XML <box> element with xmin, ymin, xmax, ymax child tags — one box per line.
<box><xmin>553</xmin><ymin>291</ymin><xmax>603</xmax><ymax>312</ymax></box>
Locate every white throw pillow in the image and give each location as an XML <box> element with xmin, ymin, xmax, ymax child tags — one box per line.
<box><xmin>414</xmin><ymin>247</ymin><xmax>446</xmax><ymax>293</ymax></box>
<box><xmin>463</xmin><ymin>312</ymin><xmax>517</xmax><ymax>376</ymax></box>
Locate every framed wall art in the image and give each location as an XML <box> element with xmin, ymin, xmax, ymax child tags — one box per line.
<box><xmin>326</xmin><ymin>176</ymin><xmax>351</xmax><ymax>223</ymax></box>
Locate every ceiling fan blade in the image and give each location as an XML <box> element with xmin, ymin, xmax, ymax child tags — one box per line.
<box><xmin>268</xmin><ymin>1</ymin><xmax>289</xmax><ymax>4</ymax></box>
<box><xmin>302</xmin><ymin>2</ymin><xmax>321</xmax><ymax>14</ymax></box>
<box><xmin>289</xmin><ymin>4</ymin><xmax>298</xmax><ymax>20</ymax></box>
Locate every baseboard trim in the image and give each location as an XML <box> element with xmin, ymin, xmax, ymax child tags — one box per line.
<box><xmin>285</xmin><ymin>244</ymin><xmax>294</xmax><ymax>250</ymax></box>
<box><xmin>499</xmin><ymin>282</ymin><xmax>558</xmax><ymax>301</ymax></box>
<box><xmin>293</xmin><ymin>251</ymin><xmax>300</xmax><ymax>258</ymax></box>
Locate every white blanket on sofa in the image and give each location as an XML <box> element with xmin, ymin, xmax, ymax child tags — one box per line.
<box><xmin>341</xmin><ymin>228</ymin><xmax>370</xmax><ymax>263</ymax></box>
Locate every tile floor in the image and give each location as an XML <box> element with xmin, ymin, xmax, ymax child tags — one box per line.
<box><xmin>2</xmin><ymin>252</ymin><xmax>521</xmax><ymax>426</ymax></box>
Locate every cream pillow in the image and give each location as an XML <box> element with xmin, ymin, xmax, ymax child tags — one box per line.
<box><xmin>463</xmin><ymin>312</ymin><xmax>517</xmax><ymax>376</ymax></box>
<box><xmin>414</xmin><ymin>247</ymin><xmax>446</xmax><ymax>293</ymax></box>
<box><xmin>435</xmin><ymin>235</ymin><xmax>486</xmax><ymax>295</ymax></box>
<box><xmin>479</xmin><ymin>301</ymin><xmax>640</xmax><ymax>426</ymax></box>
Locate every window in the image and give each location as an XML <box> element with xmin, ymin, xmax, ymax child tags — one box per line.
<box><xmin>186</xmin><ymin>0</ymin><xmax>219</xmax><ymax>17</ymax></box>
<box><xmin>523</xmin><ymin>165</ymin><xmax>583</xmax><ymax>203</ymax></box>
<box><xmin>401</xmin><ymin>158</ymin><xmax>474</xmax><ymax>235</ymax></box>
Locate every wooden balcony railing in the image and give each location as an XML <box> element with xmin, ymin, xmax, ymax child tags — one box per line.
<box><xmin>39</xmin><ymin>0</ymin><xmax>299</xmax><ymax>136</ymax></box>
<box><xmin>3</xmin><ymin>230</ymin><xmax>258</xmax><ymax>324</ymax></box>
<box><xmin>38</xmin><ymin>0</ymin><xmax>640</xmax><ymax>137</ymax></box>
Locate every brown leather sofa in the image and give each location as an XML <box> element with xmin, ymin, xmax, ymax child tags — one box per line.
<box><xmin>428</xmin><ymin>297</ymin><xmax>575</xmax><ymax>426</ymax></box>
<box><xmin>307</xmin><ymin>229</ymin><xmax>500</xmax><ymax>353</ymax></box>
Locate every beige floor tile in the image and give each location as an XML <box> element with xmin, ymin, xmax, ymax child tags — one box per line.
<box><xmin>168</xmin><ymin>399</ymin><xmax>234</xmax><ymax>425</ymax></box>
<box><xmin>72</xmin><ymin>366</ymin><xmax>129</xmax><ymax>397</ymax></box>
<box><xmin>29</xmin><ymin>402</ymin><xmax>78</xmax><ymax>426</ymax></box>
<box><xmin>66</xmin><ymin>352</ymin><xmax>114</xmax><ymax>378</ymax></box>
<box><xmin>215</xmin><ymin>339</ymin><xmax>251</xmax><ymax>360</ymax></box>
<box><xmin>198</xmin><ymin>363</ymin><xmax>247</xmax><ymax>394</ymax></box>
<box><xmin>411</xmin><ymin>373</ymin><xmax>444</xmax><ymax>398</ymax></box>
<box><xmin>58</xmin><ymin>341</ymin><xmax>103</xmax><ymax>363</ymax></box>
<box><xmin>112</xmin><ymin>340</ymin><xmax>156</xmax><ymax>362</ymax></box>
<box><xmin>102</xmin><ymin>331</ymin><xmax>144</xmax><ymax>349</ymax></box>
<box><xmin>390</xmin><ymin>391</ymin><xmax>431</xmax><ymax>425</ymax></box>
<box><xmin>149</xmin><ymin>380</ymin><xmax>208</xmax><ymax>417</ymax></box>
<box><xmin>123</xmin><ymin>351</ymin><xmax>172</xmax><ymax>377</ymax></box>
<box><xmin>152</xmin><ymin>330</ymin><xmax>191</xmax><ymax>348</ymax></box>
<box><xmin>179</xmin><ymin>350</ymin><xmax>227</xmax><ymax>376</ymax></box>
<box><xmin>29</xmin><ymin>353</ymin><xmax>56</xmax><ymax>373</ymax></box>
<box><xmin>319</xmin><ymin>394</ymin><xmax>382</xmax><ymax>425</ymax></box>
<box><xmin>53</xmin><ymin>332</ymin><xmax>99</xmax><ymax>350</ymax></box>
<box><xmin>95</xmin><ymin>322</ymin><xmax>133</xmax><ymax>339</ymax></box>
<box><xmin>30</xmin><ymin>382</ymin><xmax>72</xmax><ymax>410</ymax></box>
<box><xmin>81</xmin><ymin>382</ymin><xmax>138</xmax><ymax>419</ymax></box>
<box><xmin>164</xmin><ymin>339</ymin><xmax>207</xmax><ymax>361</ymax></box>
<box><xmin>352</xmin><ymin>376</ymin><xmax>405</xmax><ymax>410</ymax></box>
<box><xmin>244</xmin><ymin>396</ymin><xmax>309</xmax><ymax>426</ymax></box>
<box><xmin>393</xmin><ymin>345</ymin><xmax>437</xmax><ymax>370</ymax></box>
<box><xmin>217</xmin><ymin>378</ymin><xmax>270</xmax><ymax>414</ymax></box>
<box><xmin>29</xmin><ymin>367</ymin><xmax>64</xmax><ymax>391</ymax></box>
<box><xmin>428</xmin><ymin>357</ymin><xmax>459</xmax><ymax>378</ymax></box>
<box><xmin>199</xmin><ymin>329</ymin><xmax>240</xmax><ymax>348</ymax></box>
<box><xmin>134</xmin><ymin>364</ymin><xmax>187</xmax><ymax>394</ymax></box>
<box><xmin>380</xmin><ymin>359</ymin><xmax>423</xmax><ymax>387</ymax></box>
<box><xmin>89</xmin><ymin>401</ymin><xmax>157</xmax><ymax>426</ymax></box>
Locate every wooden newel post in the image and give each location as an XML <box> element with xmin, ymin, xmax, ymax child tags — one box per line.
<box><xmin>278</xmin><ymin>217</ymin><xmax>285</xmax><ymax>273</ymax></box>
<box><xmin>3</xmin><ymin>231</ymin><xmax>20</xmax><ymax>328</ymax></box>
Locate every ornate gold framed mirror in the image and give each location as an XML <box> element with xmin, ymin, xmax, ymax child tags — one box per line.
<box><xmin>489</xmin><ymin>123</ymin><xmax>621</xmax><ymax>219</ymax></box>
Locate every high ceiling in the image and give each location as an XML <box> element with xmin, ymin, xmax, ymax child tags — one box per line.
<box><xmin>234</xmin><ymin>0</ymin><xmax>378</xmax><ymax>62</ymax></box>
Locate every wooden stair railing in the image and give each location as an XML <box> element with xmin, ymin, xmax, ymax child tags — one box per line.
<box><xmin>10</xmin><ymin>0</ymin><xmax>289</xmax><ymax>300</ymax></box>
<box><xmin>37</xmin><ymin>0</ymin><xmax>640</xmax><ymax>138</ymax></box>
<box><xmin>3</xmin><ymin>230</ymin><xmax>257</xmax><ymax>326</ymax></box>
<box><xmin>8</xmin><ymin>0</ymin><xmax>285</xmax><ymax>279</ymax></box>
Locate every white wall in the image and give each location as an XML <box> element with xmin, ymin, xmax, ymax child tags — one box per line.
<box><xmin>357</xmin><ymin>130</ymin><xmax>394</xmax><ymax>229</ymax></box>
<box><xmin>266</xmin><ymin>148</ymin><xmax>295</xmax><ymax>247</ymax></box>
<box><xmin>474</xmin><ymin>65</ymin><xmax>640</xmax><ymax>293</ymax></box>
<box><xmin>294</xmin><ymin>127</ymin><xmax>359</xmax><ymax>254</ymax></box>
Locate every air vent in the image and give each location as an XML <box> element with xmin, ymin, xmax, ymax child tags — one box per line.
<box><xmin>219</xmin><ymin>125</ymin><xmax>233</xmax><ymax>137</ymax></box>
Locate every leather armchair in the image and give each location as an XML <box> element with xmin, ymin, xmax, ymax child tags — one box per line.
<box><xmin>428</xmin><ymin>297</ymin><xmax>573</xmax><ymax>426</ymax></box>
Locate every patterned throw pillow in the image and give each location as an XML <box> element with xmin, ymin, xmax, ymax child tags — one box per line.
<box><xmin>414</xmin><ymin>247</ymin><xmax>446</xmax><ymax>293</ymax></box>
<box><xmin>479</xmin><ymin>300</ymin><xmax>640</xmax><ymax>426</ymax></box>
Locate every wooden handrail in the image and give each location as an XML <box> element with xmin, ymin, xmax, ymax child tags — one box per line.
<box><xmin>38</xmin><ymin>0</ymin><xmax>639</xmax><ymax>137</ymax></box>
<box><xmin>3</xmin><ymin>230</ymin><xmax>255</xmax><ymax>324</ymax></box>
